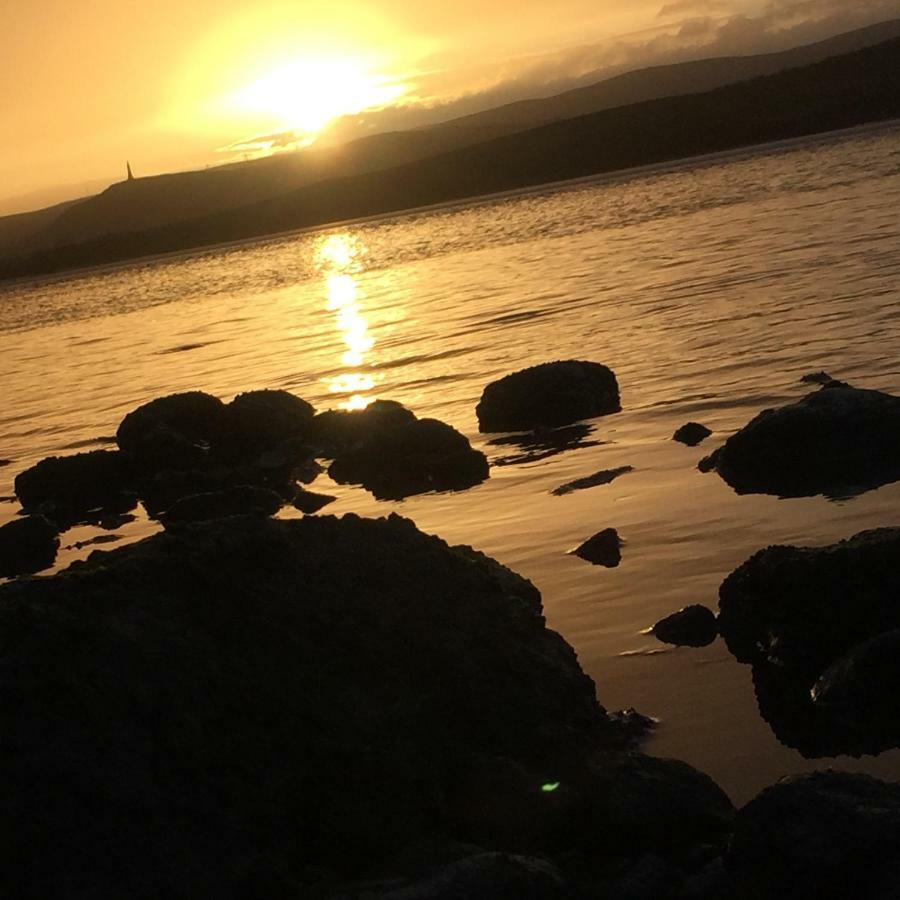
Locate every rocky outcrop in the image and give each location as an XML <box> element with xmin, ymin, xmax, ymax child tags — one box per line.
<box><xmin>718</xmin><ymin>528</ymin><xmax>900</xmax><ymax>756</ymax></box>
<box><xmin>216</xmin><ymin>389</ymin><xmax>316</xmax><ymax>463</ymax></box>
<box><xmin>652</xmin><ymin>606</ymin><xmax>717</xmax><ymax>648</ymax></box>
<box><xmin>729</xmin><ymin>772</ymin><xmax>900</xmax><ymax>900</ymax></box>
<box><xmin>0</xmin><ymin>513</ymin><xmax>735</xmax><ymax>899</ymax></box>
<box><xmin>0</xmin><ymin>514</ymin><xmax>59</xmax><ymax>577</ymax></box>
<box><xmin>477</xmin><ymin>361</ymin><xmax>620</xmax><ymax>433</ymax></box>
<box><xmin>711</xmin><ymin>383</ymin><xmax>900</xmax><ymax>497</ymax></box>
<box><xmin>573</xmin><ymin>528</ymin><xmax>622</xmax><ymax>567</ymax></box>
<box><xmin>672</xmin><ymin>423</ymin><xmax>711</xmax><ymax>447</ymax></box>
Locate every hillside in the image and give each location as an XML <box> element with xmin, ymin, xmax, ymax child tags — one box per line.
<box><xmin>2</xmin><ymin>37</ymin><xmax>898</xmax><ymax>281</ymax></box>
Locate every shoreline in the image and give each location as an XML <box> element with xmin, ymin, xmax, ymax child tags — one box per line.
<box><xmin>3</xmin><ymin>115</ymin><xmax>899</xmax><ymax>293</ymax></box>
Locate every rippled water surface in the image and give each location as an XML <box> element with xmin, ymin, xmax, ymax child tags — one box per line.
<box><xmin>3</xmin><ymin>125</ymin><xmax>900</xmax><ymax>804</ymax></box>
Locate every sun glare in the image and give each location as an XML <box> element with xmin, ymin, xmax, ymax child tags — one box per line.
<box><xmin>231</xmin><ymin>56</ymin><xmax>407</xmax><ymax>135</ymax></box>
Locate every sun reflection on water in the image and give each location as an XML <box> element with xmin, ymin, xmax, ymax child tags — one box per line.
<box><xmin>315</xmin><ymin>234</ymin><xmax>377</xmax><ymax>410</ymax></box>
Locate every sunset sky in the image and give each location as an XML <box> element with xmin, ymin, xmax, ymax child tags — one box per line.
<box><xmin>3</xmin><ymin>0</ymin><xmax>899</xmax><ymax>209</ymax></box>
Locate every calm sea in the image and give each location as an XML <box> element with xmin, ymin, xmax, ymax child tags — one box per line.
<box><xmin>3</xmin><ymin>124</ymin><xmax>900</xmax><ymax>804</ymax></box>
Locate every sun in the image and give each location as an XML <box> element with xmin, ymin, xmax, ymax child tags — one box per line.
<box><xmin>230</xmin><ymin>55</ymin><xmax>407</xmax><ymax>135</ymax></box>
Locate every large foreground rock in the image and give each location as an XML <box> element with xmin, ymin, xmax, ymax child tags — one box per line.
<box><xmin>718</xmin><ymin>528</ymin><xmax>900</xmax><ymax>756</ymax></box>
<box><xmin>712</xmin><ymin>383</ymin><xmax>900</xmax><ymax>497</ymax></box>
<box><xmin>729</xmin><ymin>772</ymin><xmax>900</xmax><ymax>900</ymax></box>
<box><xmin>0</xmin><ymin>514</ymin><xmax>59</xmax><ymax>577</ymax></box>
<box><xmin>0</xmin><ymin>514</ymin><xmax>609</xmax><ymax>897</ymax></box>
<box><xmin>476</xmin><ymin>361</ymin><xmax>620</xmax><ymax>432</ymax></box>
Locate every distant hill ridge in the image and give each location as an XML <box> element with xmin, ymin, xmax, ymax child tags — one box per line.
<box><xmin>2</xmin><ymin>32</ymin><xmax>899</xmax><ymax>281</ymax></box>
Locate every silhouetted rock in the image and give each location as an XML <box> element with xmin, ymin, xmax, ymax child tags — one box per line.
<box><xmin>14</xmin><ymin>449</ymin><xmax>136</xmax><ymax>526</ymax></box>
<box><xmin>573</xmin><ymin>528</ymin><xmax>621</xmax><ymax>567</ymax></box>
<box><xmin>328</xmin><ymin>416</ymin><xmax>489</xmax><ymax>501</ymax></box>
<box><xmin>718</xmin><ymin>528</ymin><xmax>900</xmax><ymax>757</ymax></box>
<box><xmin>672</xmin><ymin>423</ymin><xmax>712</xmax><ymax>447</ymax></box>
<box><xmin>160</xmin><ymin>486</ymin><xmax>284</xmax><ymax>525</ymax></box>
<box><xmin>652</xmin><ymin>606</ymin><xmax>717</xmax><ymax>647</ymax></box>
<box><xmin>292</xmin><ymin>488</ymin><xmax>337</xmax><ymax>514</ymax></box>
<box><xmin>117</xmin><ymin>391</ymin><xmax>226</xmax><ymax>471</ymax></box>
<box><xmin>477</xmin><ymin>361</ymin><xmax>620</xmax><ymax>432</ymax></box>
<box><xmin>606</xmin><ymin>708</ymin><xmax>658</xmax><ymax>748</ymax></box>
<box><xmin>697</xmin><ymin>450</ymin><xmax>720</xmax><ymax>473</ymax></box>
<box><xmin>718</xmin><ymin>528</ymin><xmax>900</xmax><ymax>675</ymax></box>
<box><xmin>0</xmin><ymin>514</ymin><xmax>59</xmax><ymax>577</ymax></box>
<box><xmin>0</xmin><ymin>514</ymin><xmax>620</xmax><ymax>897</ymax></box>
<box><xmin>551</xmin><ymin>465</ymin><xmax>633</xmax><ymax>496</ymax></box>
<box><xmin>215</xmin><ymin>390</ymin><xmax>316</xmax><ymax>463</ymax></box>
<box><xmin>800</xmin><ymin>370</ymin><xmax>835</xmax><ymax>385</ymax></box>
<box><xmin>312</xmin><ymin>400</ymin><xmax>417</xmax><ymax>457</ymax></box>
<box><xmin>712</xmin><ymin>384</ymin><xmax>900</xmax><ymax>497</ymax></box>
<box><xmin>0</xmin><ymin>458</ymin><xmax>10</xmax><ymax>467</ymax></box>
<box><xmin>729</xmin><ymin>772</ymin><xmax>900</xmax><ymax>900</ymax></box>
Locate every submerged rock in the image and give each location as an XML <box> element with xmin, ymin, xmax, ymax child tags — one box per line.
<box><xmin>0</xmin><ymin>514</ymin><xmax>59</xmax><ymax>577</ymax></box>
<box><xmin>652</xmin><ymin>606</ymin><xmax>717</xmax><ymax>648</ymax></box>
<box><xmin>551</xmin><ymin>465</ymin><xmax>633</xmax><ymax>496</ymax></box>
<box><xmin>476</xmin><ymin>361</ymin><xmax>620</xmax><ymax>433</ymax></box>
<box><xmin>672</xmin><ymin>423</ymin><xmax>711</xmax><ymax>447</ymax></box>
<box><xmin>160</xmin><ymin>486</ymin><xmax>284</xmax><ymax>525</ymax></box>
<box><xmin>712</xmin><ymin>384</ymin><xmax>900</xmax><ymax>497</ymax></box>
<box><xmin>729</xmin><ymin>772</ymin><xmax>900</xmax><ymax>900</ymax></box>
<box><xmin>14</xmin><ymin>449</ymin><xmax>137</xmax><ymax>526</ymax></box>
<box><xmin>328</xmin><ymin>414</ymin><xmax>489</xmax><ymax>501</ymax></box>
<box><xmin>0</xmin><ymin>457</ymin><xmax>11</xmax><ymax>467</ymax></box>
<box><xmin>573</xmin><ymin>528</ymin><xmax>622</xmax><ymax>568</ymax></box>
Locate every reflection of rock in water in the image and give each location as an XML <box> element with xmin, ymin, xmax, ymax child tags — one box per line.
<box><xmin>551</xmin><ymin>465</ymin><xmax>633</xmax><ymax>496</ymax></box>
<box><xmin>719</xmin><ymin>528</ymin><xmax>900</xmax><ymax>758</ymax></box>
<box><xmin>489</xmin><ymin>423</ymin><xmax>605</xmax><ymax>465</ymax></box>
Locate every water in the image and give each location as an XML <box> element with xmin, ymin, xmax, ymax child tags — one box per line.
<box><xmin>3</xmin><ymin>125</ymin><xmax>900</xmax><ymax>805</ymax></box>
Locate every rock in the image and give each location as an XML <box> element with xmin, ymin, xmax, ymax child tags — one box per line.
<box><xmin>652</xmin><ymin>606</ymin><xmax>717</xmax><ymax>648</ymax></box>
<box><xmin>606</xmin><ymin>708</ymin><xmax>658</xmax><ymax>748</ymax></box>
<box><xmin>696</xmin><ymin>450</ymin><xmax>720</xmax><ymax>474</ymax></box>
<box><xmin>0</xmin><ymin>514</ymin><xmax>615</xmax><ymax>897</ymax></box>
<box><xmin>672</xmin><ymin>423</ymin><xmax>712</xmax><ymax>447</ymax></box>
<box><xmin>729</xmin><ymin>772</ymin><xmax>900</xmax><ymax>900</ymax></box>
<box><xmin>160</xmin><ymin>486</ymin><xmax>284</xmax><ymax>525</ymax></box>
<box><xmin>573</xmin><ymin>528</ymin><xmax>621</xmax><ymax>568</ymax></box>
<box><xmin>312</xmin><ymin>401</ymin><xmax>417</xmax><ymax>457</ymax></box>
<box><xmin>0</xmin><ymin>457</ymin><xmax>11</xmax><ymax>467</ymax></box>
<box><xmin>0</xmin><ymin>514</ymin><xmax>59</xmax><ymax>577</ymax></box>
<box><xmin>551</xmin><ymin>466</ymin><xmax>633</xmax><ymax>496</ymax></box>
<box><xmin>476</xmin><ymin>361</ymin><xmax>620</xmax><ymax>433</ymax></box>
<box><xmin>293</xmin><ymin>489</ymin><xmax>337</xmax><ymax>514</ymax></box>
<box><xmin>718</xmin><ymin>528</ymin><xmax>900</xmax><ymax>675</ymax></box>
<box><xmin>800</xmin><ymin>371</ymin><xmax>835</xmax><ymax>385</ymax></box>
<box><xmin>328</xmin><ymin>416</ymin><xmax>489</xmax><ymax>501</ymax></box>
<box><xmin>711</xmin><ymin>384</ymin><xmax>900</xmax><ymax>497</ymax></box>
<box><xmin>14</xmin><ymin>449</ymin><xmax>137</xmax><ymax>526</ymax></box>
<box><xmin>117</xmin><ymin>391</ymin><xmax>226</xmax><ymax>471</ymax></box>
<box><xmin>215</xmin><ymin>390</ymin><xmax>316</xmax><ymax>463</ymax></box>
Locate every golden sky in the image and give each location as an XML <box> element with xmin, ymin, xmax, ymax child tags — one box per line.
<box><xmin>2</xmin><ymin>0</ymin><xmax>898</xmax><ymax>208</ymax></box>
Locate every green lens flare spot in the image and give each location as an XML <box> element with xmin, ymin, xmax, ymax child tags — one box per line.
<box><xmin>541</xmin><ymin>782</ymin><xmax>561</xmax><ymax>793</ymax></box>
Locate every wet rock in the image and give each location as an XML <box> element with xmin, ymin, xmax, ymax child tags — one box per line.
<box><xmin>14</xmin><ymin>449</ymin><xmax>137</xmax><ymax>525</ymax></box>
<box><xmin>551</xmin><ymin>465</ymin><xmax>633</xmax><ymax>496</ymax></box>
<box><xmin>672</xmin><ymin>423</ymin><xmax>711</xmax><ymax>447</ymax></box>
<box><xmin>718</xmin><ymin>527</ymin><xmax>900</xmax><ymax>675</ymax></box>
<box><xmin>488</xmin><ymin>424</ymin><xmax>604</xmax><ymax>466</ymax></box>
<box><xmin>476</xmin><ymin>361</ymin><xmax>621</xmax><ymax>433</ymax></box>
<box><xmin>0</xmin><ymin>514</ymin><xmax>613</xmax><ymax>897</ymax></box>
<box><xmin>573</xmin><ymin>528</ymin><xmax>621</xmax><ymax>568</ymax></box>
<box><xmin>117</xmin><ymin>391</ymin><xmax>226</xmax><ymax>471</ymax></box>
<box><xmin>160</xmin><ymin>486</ymin><xmax>284</xmax><ymax>525</ymax></box>
<box><xmin>711</xmin><ymin>384</ymin><xmax>900</xmax><ymax>497</ymax></box>
<box><xmin>729</xmin><ymin>772</ymin><xmax>900</xmax><ymax>900</ymax></box>
<box><xmin>215</xmin><ymin>390</ymin><xmax>316</xmax><ymax>463</ymax></box>
<box><xmin>652</xmin><ymin>606</ymin><xmax>717</xmax><ymax>648</ymax></box>
<box><xmin>0</xmin><ymin>514</ymin><xmax>59</xmax><ymax>577</ymax></box>
<box><xmin>293</xmin><ymin>488</ymin><xmax>337</xmax><ymax>514</ymax></box>
<box><xmin>312</xmin><ymin>401</ymin><xmax>417</xmax><ymax>457</ymax></box>
<box><xmin>328</xmin><ymin>416</ymin><xmax>489</xmax><ymax>501</ymax></box>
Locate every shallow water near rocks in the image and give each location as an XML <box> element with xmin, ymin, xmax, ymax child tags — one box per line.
<box><xmin>3</xmin><ymin>124</ymin><xmax>900</xmax><ymax>805</ymax></box>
